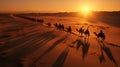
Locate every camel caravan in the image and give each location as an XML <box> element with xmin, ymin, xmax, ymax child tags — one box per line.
<box><xmin>46</xmin><ymin>22</ymin><xmax>106</xmax><ymax>41</ymax></box>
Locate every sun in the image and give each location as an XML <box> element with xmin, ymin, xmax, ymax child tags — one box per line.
<box><xmin>82</xmin><ymin>7</ymin><xmax>90</xmax><ymax>14</ymax></box>
<box><xmin>81</xmin><ymin>5</ymin><xmax>92</xmax><ymax>17</ymax></box>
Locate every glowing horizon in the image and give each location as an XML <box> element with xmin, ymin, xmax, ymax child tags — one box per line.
<box><xmin>0</xmin><ymin>0</ymin><xmax>120</xmax><ymax>13</ymax></box>
<box><xmin>79</xmin><ymin>4</ymin><xmax>92</xmax><ymax>17</ymax></box>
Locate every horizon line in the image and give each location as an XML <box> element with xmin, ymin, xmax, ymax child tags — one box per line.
<box><xmin>0</xmin><ymin>10</ymin><xmax>120</xmax><ymax>14</ymax></box>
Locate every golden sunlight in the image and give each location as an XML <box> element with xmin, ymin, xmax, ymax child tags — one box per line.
<box><xmin>80</xmin><ymin>5</ymin><xmax>92</xmax><ymax>17</ymax></box>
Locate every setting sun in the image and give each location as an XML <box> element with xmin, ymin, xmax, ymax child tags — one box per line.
<box><xmin>82</xmin><ymin>7</ymin><xmax>90</xmax><ymax>14</ymax></box>
<box><xmin>81</xmin><ymin>5</ymin><xmax>92</xmax><ymax>16</ymax></box>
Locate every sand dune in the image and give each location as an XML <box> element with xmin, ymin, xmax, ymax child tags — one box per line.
<box><xmin>0</xmin><ymin>14</ymin><xmax>120</xmax><ymax>67</ymax></box>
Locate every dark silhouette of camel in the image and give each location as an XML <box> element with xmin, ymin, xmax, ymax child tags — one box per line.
<box><xmin>76</xmin><ymin>26</ymin><xmax>84</xmax><ymax>35</ymax></box>
<box><xmin>66</xmin><ymin>26</ymin><xmax>72</xmax><ymax>33</ymax></box>
<box><xmin>54</xmin><ymin>23</ymin><xmax>58</xmax><ymax>28</ymax></box>
<box><xmin>94</xmin><ymin>30</ymin><xmax>105</xmax><ymax>40</ymax></box>
<box><xmin>47</xmin><ymin>22</ymin><xmax>51</xmax><ymax>27</ymax></box>
<box><xmin>84</xmin><ymin>27</ymin><xmax>90</xmax><ymax>37</ymax></box>
<box><xmin>54</xmin><ymin>23</ymin><xmax>65</xmax><ymax>31</ymax></box>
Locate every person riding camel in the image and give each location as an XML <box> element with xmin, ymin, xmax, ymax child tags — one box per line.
<box><xmin>94</xmin><ymin>30</ymin><xmax>106</xmax><ymax>40</ymax></box>
<box><xmin>79</xmin><ymin>26</ymin><xmax>84</xmax><ymax>35</ymax></box>
<box><xmin>98</xmin><ymin>30</ymin><xmax>105</xmax><ymax>40</ymax></box>
<box><xmin>84</xmin><ymin>26</ymin><xmax>90</xmax><ymax>37</ymax></box>
<box><xmin>67</xmin><ymin>26</ymin><xmax>72</xmax><ymax>33</ymax></box>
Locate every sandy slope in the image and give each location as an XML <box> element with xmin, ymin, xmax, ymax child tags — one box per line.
<box><xmin>0</xmin><ymin>14</ymin><xmax>120</xmax><ymax>67</ymax></box>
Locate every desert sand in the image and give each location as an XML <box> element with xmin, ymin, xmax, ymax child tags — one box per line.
<box><xmin>0</xmin><ymin>13</ymin><xmax>120</xmax><ymax>67</ymax></box>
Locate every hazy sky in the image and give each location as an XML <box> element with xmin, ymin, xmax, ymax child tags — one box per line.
<box><xmin>0</xmin><ymin>0</ymin><xmax>120</xmax><ymax>13</ymax></box>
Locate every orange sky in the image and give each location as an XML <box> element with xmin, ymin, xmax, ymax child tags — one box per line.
<box><xmin>0</xmin><ymin>0</ymin><xmax>120</xmax><ymax>13</ymax></box>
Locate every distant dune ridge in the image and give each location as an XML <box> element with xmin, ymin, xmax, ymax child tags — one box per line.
<box><xmin>88</xmin><ymin>11</ymin><xmax>120</xmax><ymax>27</ymax></box>
<box><xmin>11</xmin><ymin>11</ymin><xmax>120</xmax><ymax>27</ymax></box>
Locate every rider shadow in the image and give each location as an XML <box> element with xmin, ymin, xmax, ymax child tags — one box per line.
<box><xmin>69</xmin><ymin>36</ymin><xmax>90</xmax><ymax>60</ymax></box>
<box><xmin>82</xmin><ymin>37</ymin><xmax>90</xmax><ymax>60</ymax></box>
<box><xmin>96</xmin><ymin>38</ymin><xmax>118</xmax><ymax>66</ymax></box>
<box><xmin>106</xmin><ymin>42</ymin><xmax>120</xmax><ymax>48</ymax></box>
<box><xmin>68</xmin><ymin>37</ymin><xmax>83</xmax><ymax>50</ymax></box>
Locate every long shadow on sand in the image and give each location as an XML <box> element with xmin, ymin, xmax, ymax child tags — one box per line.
<box><xmin>69</xmin><ymin>37</ymin><xmax>90</xmax><ymax>60</ymax></box>
<box><xmin>52</xmin><ymin>47</ymin><xmax>69</xmax><ymax>67</ymax></box>
<box><xmin>0</xmin><ymin>31</ymin><xmax>57</xmax><ymax>67</ymax></box>
<box><xmin>96</xmin><ymin>38</ymin><xmax>118</xmax><ymax>66</ymax></box>
<box><xmin>29</xmin><ymin>35</ymin><xmax>68</xmax><ymax>67</ymax></box>
<box><xmin>52</xmin><ymin>36</ymin><xmax>90</xmax><ymax>67</ymax></box>
<box><xmin>105</xmin><ymin>42</ymin><xmax>120</xmax><ymax>48</ymax></box>
<box><xmin>82</xmin><ymin>38</ymin><xmax>90</xmax><ymax>60</ymax></box>
<box><xmin>0</xmin><ymin>31</ymin><xmax>43</xmax><ymax>51</ymax></box>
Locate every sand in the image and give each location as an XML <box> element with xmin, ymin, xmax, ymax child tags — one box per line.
<box><xmin>0</xmin><ymin>14</ymin><xmax>120</xmax><ymax>67</ymax></box>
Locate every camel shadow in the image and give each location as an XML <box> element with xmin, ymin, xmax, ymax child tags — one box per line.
<box><xmin>29</xmin><ymin>35</ymin><xmax>68</xmax><ymax>67</ymax></box>
<box><xmin>52</xmin><ymin>36</ymin><xmax>87</xmax><ymax>67</ymax></box>
<box><xmin>69</xmin><ymin>37</ymin><xmax>90</xmax><ymax>60</ymax></box>
<box><xmin>106</xmin><ymin>42</ymin><xmax>120</xmax><ymax>48</ymax></box>
<box><xmin>0</xmin><ymin>31</ymin><xmax>58</xmax><ymax>67</ymax></box>
<box><xmin>82</xmin><ymin>38</ymin><xmax>90</xmax><ymax>60</ymax></box>
<box><xmin>96</xmin><ymin>38</ymin><xmax>118</xmax><ymax>66</ymax></box>
<box><xmin>52</xmin><ymin>47</ymin><xmax>69</xmax><ymax>67</ymax></box>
